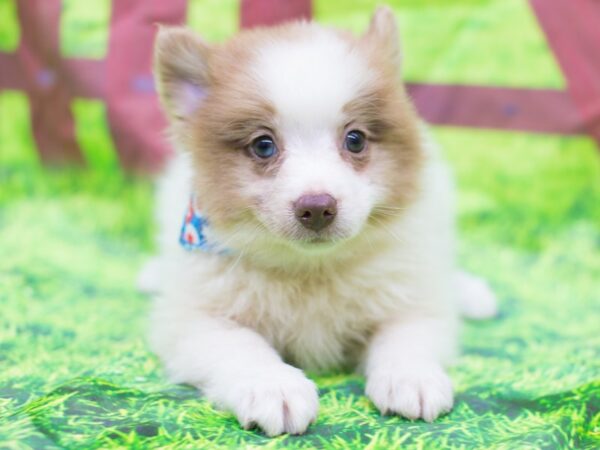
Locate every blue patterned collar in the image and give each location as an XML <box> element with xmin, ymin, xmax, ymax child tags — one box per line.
<box><xmin>179</xmin><ymin>197</ymin><xmax>219</xmax><ymax>252</ymax></box>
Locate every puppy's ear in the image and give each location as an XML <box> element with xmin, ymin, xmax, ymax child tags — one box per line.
<box><xmin>364</xmin><ymin>6</ymin><xmax>401</xmax><ymax>69</ymax></box>
<box><xmin>154</xmin><ymin>27</ymin><xmax>211</xmax><ymax>122</ymax></box>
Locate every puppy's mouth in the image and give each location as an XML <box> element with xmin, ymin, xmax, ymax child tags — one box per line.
<box><xmin>292</xmin><ymin>236</ymin><xmax>340</xmax><ymax>253</ymax></box>
<box><xmin>301</xmin><ymin>235</ymin><xmax>337</xmax><ymax>246</ymax></box>
<box><xmin>286</xmin><ymin>226</ymin><xmax>351</xmax><ymax>251</ymax></box>
<box><xmin>306</xmin><ymin>236</ymin><xmax>330</xmax><ymax>244</ymax></box>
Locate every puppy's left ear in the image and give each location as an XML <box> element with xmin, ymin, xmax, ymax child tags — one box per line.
<box><xmin>364</xmin><ymin>6</ymin><xmax>402</xmax><ymax>70</ymax></box>
<box><xmin>154</xmin><ymin>26</ymin><xmax>212</xmax><ymax>122</ymax></box>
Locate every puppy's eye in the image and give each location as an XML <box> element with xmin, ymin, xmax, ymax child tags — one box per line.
<box><xmin>344</xmin><ymin>130</ymin><xmax>366</xmax><ymax>153</ymax></box>
<box><xmin>250</xmin><ymin>136</ymin><xmax>277</xmax><ymax>159</ymax></box>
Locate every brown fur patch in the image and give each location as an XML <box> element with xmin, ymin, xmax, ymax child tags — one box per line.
<box><xmin>153</xmin><ymin>27</ymin><xmax>213</xmax><ymax>122</ymax></box>
<box><xmin>352</xmin><ymin>26</ymin><xmax>425</xmax><ymax>222</ymax></box>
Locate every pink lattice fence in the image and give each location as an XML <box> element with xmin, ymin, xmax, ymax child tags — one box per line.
<box><xmin>0</xmin><ymin>0</ymin><xmax>597</xmax><ymax>172</ymax></box>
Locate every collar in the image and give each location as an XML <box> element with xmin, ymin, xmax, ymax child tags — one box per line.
<box><xmin>179</xmin><ymin>197</ymin><xmax>220</xmax><ymax>252</ymax></box>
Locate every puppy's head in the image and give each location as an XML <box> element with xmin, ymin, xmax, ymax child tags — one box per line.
<box><xmin>155</xmin><ymin>7</ymin><xmax>423</xmax><ymax>260</ymax></box>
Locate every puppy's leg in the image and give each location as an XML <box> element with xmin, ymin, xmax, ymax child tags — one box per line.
<box><xmin>364</xmin><ymin>316</ymin><xmax>456</xmax><ymax>422</ymax></box>
<box><xmin>456</xmin><ymin>271</ymin><xmax>498</xmax><ymax>319</ymax></box>
<box><xmin>137</xmin><ymin>258</ymin><xmax>164</xmax><ymax>294</ymax></box>
<box><xmin>151</xmin><ymin>311</ymin><xmax>318</xmax><ymax>436</ymax></box>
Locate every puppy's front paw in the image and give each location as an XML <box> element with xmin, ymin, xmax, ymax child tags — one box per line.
<box><xmin>227</xmin><ymin>365</ymin><xmax>319</xmax><ymax>436</ymax></box>
<box><xmin>366</xmin><ymin>362</ymin><xmax>453</xmax><ymax>422</ymax></box>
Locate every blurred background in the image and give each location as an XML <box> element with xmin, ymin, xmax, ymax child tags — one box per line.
<box><xmin>1</xmin><ymin>1</ymin><xmax>599</xmax><ymax>448</ymax></box>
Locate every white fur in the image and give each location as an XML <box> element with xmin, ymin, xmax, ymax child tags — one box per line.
<box><xmin>255</xmin><ymin>29</ymin><xmax>373</xmax><ymax>131</ymax></box>
<box><xmin>242</xmin><ymin>30</ymin><xmax>380</xmax><ymax>245</ymax></box>
<box><xmin>146</xmin><ymin>26</ymin><xmax>497</xmax><ymax>436</ymax></box>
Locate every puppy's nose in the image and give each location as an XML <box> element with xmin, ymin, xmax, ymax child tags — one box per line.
<box><xmin>294</xmin><ymin>194</ymin><xmax>337</xmax><ymax>231</ymax></box>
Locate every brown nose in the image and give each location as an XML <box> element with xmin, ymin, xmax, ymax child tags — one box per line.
<box><xmin>294</xmin><ymin>194</ymin><xmax>337</xmax><ymax>231</ymax></box>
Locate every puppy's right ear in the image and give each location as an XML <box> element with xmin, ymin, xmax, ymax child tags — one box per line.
<box><xmin>154</xmin><ymin>27</ymin><xmax>211</xmax><ymax>122</ymax></box>
<box><xmin>364</xmin><ymin>6</ymin><xmax>401</xmax><ymax>71</ymax></box>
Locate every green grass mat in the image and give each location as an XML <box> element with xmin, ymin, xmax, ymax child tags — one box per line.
<box><xmin>1</xmin><ymin>107</ymin><xmax>599</xmax><ymax>447</ymax></box>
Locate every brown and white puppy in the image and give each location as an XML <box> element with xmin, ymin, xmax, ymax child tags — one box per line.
<box><xmin>143</xmin><ymin>6</ymin><xmax>497</xmax><ymax>437</ymax></box>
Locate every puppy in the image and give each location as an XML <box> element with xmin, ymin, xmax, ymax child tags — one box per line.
<box><xmin>144</xmin><ymin>6</ymin><xmax>497</xmax><ymax>436</ymax></box>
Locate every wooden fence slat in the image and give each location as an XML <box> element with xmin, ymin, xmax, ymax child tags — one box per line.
<box><xmin>16</xmin><ymin>0</ymin><xmax>83</xmax><ymax>165</ymax></box>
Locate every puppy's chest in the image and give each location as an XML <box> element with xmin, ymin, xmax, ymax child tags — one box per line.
<box><xmin>222</xmin><ymin>267</ymin><xmax>405</xmax><ymax>371</ymax></box>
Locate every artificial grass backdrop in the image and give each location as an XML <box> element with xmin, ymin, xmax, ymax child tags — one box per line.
<box><xmin>1</xmin><ymin>0</ymin><xmax>600</xmax><ymax>448</ymax></box>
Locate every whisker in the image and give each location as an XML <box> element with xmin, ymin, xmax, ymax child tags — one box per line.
<box><xmin>224</xmin><ymin>246</ymin><xmax>245</xmax><ymax>277</ymax></box>
<box><xmin>370</xmin><ymin>216</ymin><xmax>407</xmax><ymax>245</ymax></box>
<box><xmin>372</xmin><ymin>210</ymin><xmax>403</xmax><ymax>218</ymax></box>
<box><xmin>373</xmin><ymin>205</ymin><xmax>409</xmax><ymax>214</ymax></box>
<box><xmin>364</xmin><ymin>231</ymin><xmax>375</xmax><ymax>253</ymax></box>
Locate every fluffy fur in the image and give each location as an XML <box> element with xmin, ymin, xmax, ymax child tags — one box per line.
<box><xmin>144</xmin><ymin>6</ymin><xmax>497</xmax><ymax>437</ymax></box>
